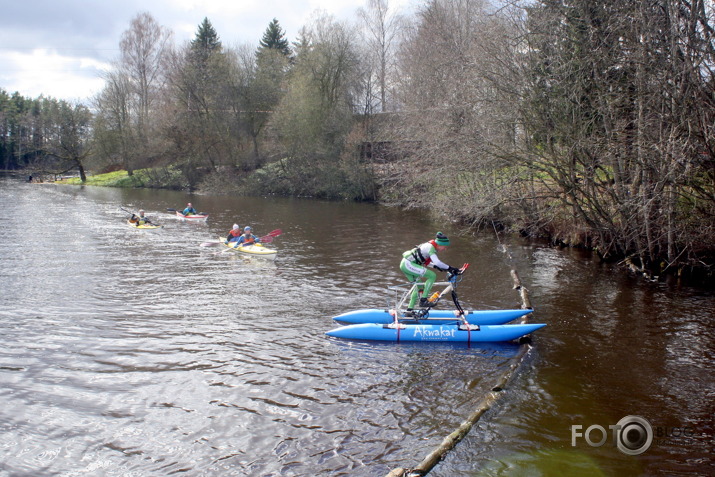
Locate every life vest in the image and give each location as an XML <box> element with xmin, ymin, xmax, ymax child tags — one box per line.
<box><xmin>242</xmin><ymin>234</ymin><xmax>256</xmax><ymax>245</ymax></box>
<box><xmin>403</xmin><ymin>240</ymin><xmax>437</xmax><ymax>266</ymax></box>
<box><xmin>229</xmin><ymin>229</ymin><xmax>242</xmax><ymax>238</ymax></box>
<box><xmin>130</xmin><ymin>214</ymin><xmax>148</xmax><ymax>225</ymax></box>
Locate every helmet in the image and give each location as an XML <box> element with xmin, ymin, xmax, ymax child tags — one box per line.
<box><xmin>244</xmin><ymin>226</ymin><xmax>252</xmax><ymax>231</ymax></box>
<box><xmin>187</xmin><ymin>203</ymin><xmax>192</xmax><ymax>207</ymax></box>
<box><xmin>139</xmin><ymin>209</ymin><xmax>145</xmax><ymax>214</ymax></box>
<box><xmin>232</xmin><ymin>224</ymin><xmax>240</xmax><ymax>230</ymax></box>
<box><xmin>435</xmin><ymin>231</ymin><xmax>450</xmax><ymax>246</ymax></box>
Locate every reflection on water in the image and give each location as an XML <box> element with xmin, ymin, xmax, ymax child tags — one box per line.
<box><xmin>0</xmin><ymin>176</ymin><xmax>713</xmax><ymax>476</ymax></box>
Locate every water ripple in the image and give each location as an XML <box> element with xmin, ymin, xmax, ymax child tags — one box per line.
<box><xmin>1</xmin><ymin>178</ymin><xmax>712</xmax><ymax>476</ymax></box>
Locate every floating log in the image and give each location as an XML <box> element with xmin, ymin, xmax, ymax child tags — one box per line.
<box><xmin>510</xmin><ymin>269</ymin><xmax>533</xmax><ymax>316</ymax></box>
<box><xmin>386</xmin><ymin>469</ymin><xmax>408</xmax><ymax>477</ymax></box>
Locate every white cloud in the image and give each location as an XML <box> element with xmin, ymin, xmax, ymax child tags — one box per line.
<box><xmin>0</xmin><ymin>0</ymin><xmax>415</xmax><ymax>101</ymax></box>
<box><xmin>0</xmin><ymin>49</ymin><xmax>109</xmax><ymax>101</ymax></box>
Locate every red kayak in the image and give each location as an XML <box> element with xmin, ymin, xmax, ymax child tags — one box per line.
<box><xmin>176</xmin><ymin>211</ymin><xmax>208</xmax><ymax>221</ymax></box>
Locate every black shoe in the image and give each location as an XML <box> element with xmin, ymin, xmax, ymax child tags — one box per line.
<box><xmin>419</xmin><ymin>297</ymin><xmax>433</xmax><ymax>308</ymax></box>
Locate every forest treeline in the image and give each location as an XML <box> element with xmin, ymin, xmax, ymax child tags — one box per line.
<box><xmin>1</xmin><ymin>0</ymin><xmax>713</xmax><ymax>281</ymax></box>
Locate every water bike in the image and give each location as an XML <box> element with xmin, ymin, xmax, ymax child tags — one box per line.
<box><xmin>326</xmin><ymin>264</ymin><xmax>546</xmax><ymax>343</ymax></box>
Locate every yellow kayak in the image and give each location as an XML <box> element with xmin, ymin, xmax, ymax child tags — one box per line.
<box><xmin>222</xmin><ymin>241</ymin><xmax>277</xmax><ymax>260</ymax></box>
<box><xmin>127</xmin><ymin>220</ymin><xmax>162</xmax><ymax>230</ymax></box>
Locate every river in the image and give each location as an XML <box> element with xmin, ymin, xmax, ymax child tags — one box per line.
<box><xmin>0</xmin><ymin>175</ymin><xmax>712</xmax><ymax>476</ymax></box>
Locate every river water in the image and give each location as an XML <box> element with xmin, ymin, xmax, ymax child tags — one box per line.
<box><xmin>0</xmin><ymin>176</ymin><xmax>712</xmax><ymax>477</ymax></box>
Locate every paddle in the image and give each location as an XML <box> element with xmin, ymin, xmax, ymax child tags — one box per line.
<box><xmin>259</xmin><ymin>229</ymin><xmax>282</xmax><ymax>241</ymax></box>
<box><xmin>213</xmin><ymin>244</ymin><xmax>232</xmax><ymax>255</ymax></box>
<box><xmin>212</xmin><ymin>242</ymin><xmax>247</xmax><ymax>255</ymax></box>
<box><xmin>202</xmin><ymin>229</ymin><xmax>280</xmax><ymax>251</ymax></box>
<box><xmin>121</xmin><ymin>207</ymin><xmax>140</xmax><ymax>226</ymax></box>
<box><xmin>122</xmin><ymin>207</ymin><xmax>159</xmax><ymax>227</ymax></box>
<box><xmin>218</xmin><ymin>233</ymin><xmax>278</xmax><ymax>255</ymax></box>
<box><xmin>169</xmin><ymin>207</ymin><xmax>206</xmax><ymax>216</ymax></box>
<box><xmin>202</xmin><ymin>236</ymin><xmax>273</xmax><ymax>247</ymax></box>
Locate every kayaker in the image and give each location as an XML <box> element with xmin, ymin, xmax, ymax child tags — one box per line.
<box><xmin>232</xmin><ymin>226</ymin><xmax>261</xmax><ymax>247</ymax></box>
<box><xmin>130</xmin><ymin>210</ymin><xmax>153</xmax><ymax>226</ymax></box>
<box><xmin>182</xmin><ymin>203</ymin><xmax>197</xmax><ymax>216</ymax></box>
<box><xmin>400</xmin><ymin>231</ymin><xmax>461</xmax><ymax>309</ymax></box>
<box><xmin>226</xmin><ymin>224</ymin><xmax>242</xmax><ymax>243</ymax></box>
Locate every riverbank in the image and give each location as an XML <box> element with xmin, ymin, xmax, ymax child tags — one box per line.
<box><xmin>52</xmin><ymin>168</ymin><xmax>715</xmax><ymax>289</ymax></box>
<box><xmin>61</xmin><ymin>168</ymin><xmax>188</xmax><ymax>189</ymax></box>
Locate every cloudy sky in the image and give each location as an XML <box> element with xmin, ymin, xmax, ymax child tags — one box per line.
<box><xmin>1</xmin><ymin>0</ymin><xmax>413</xmax><ymax>103</ymax></box>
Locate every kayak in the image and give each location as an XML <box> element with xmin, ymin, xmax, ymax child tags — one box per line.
<box><xmin>222</xmin><ymin>241</ymin><xmax>277</xmax><ymax>260</ymax></box>
<box><xmin>332</xmin><ymin>308</ymin><xmax>532</xmax><ymax>326</ymax></box>
<box><xmin>223</xmin><ymin>242</ymin><xmax>278</xmax><ymax>260</ymax></box>
<box><xmin>176</xmin><ymin>211</ymin><xmax>208</xmax><ymax>221</ymax></box>
<box><xmin>127</xmin><ymin>220</ymin><xmax>161</xmax><ymax>230</ymax></box>
<box><xmin>325</xmin><ymin>322</ymin><xmax>546</xmax><ymax>343</ymax></box>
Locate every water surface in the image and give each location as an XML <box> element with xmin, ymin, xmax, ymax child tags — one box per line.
<box><xmin>0</xmin><ymin>177</ymin><xmax>712</xmax><ymax>476</ymax></box>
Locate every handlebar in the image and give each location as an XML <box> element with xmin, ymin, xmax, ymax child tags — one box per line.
<box><xmin>448</xmin><ymin>263</ymin><xmax>469</xmax><ymax>282</ymax></box>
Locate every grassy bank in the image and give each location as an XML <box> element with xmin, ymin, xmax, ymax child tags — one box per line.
<box><xmin>62</xmin><ymin>168</ymin><xmax>185</xmax><ymax>189</ymax></box>
<box><xmin>63</xmin><ymin>170</ymin><xmax>136</xmax><ymax>187</ymax></box>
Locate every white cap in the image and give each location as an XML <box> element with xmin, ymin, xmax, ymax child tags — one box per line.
<box><xmin>232</xmin><ymin>224</ymin><xmax>239</xmax><ymax>230</ymax></box>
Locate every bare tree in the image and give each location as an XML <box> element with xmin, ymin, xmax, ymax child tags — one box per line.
<box><xmin>387</xmin><ymin>0</ymin><xmax>523</xmax><ymax>218</ymax></box>
<box><xmin>223</xmin><ymin>26</ymin><xmax>290</xmax><ymax>169</ymax></box>
<box><xmin>519</xmin><ymin>0</ymin><xmax>715</xmax><ymax>273</ymax></box>
<box><xmin>357</xmin><ymin>0</ymin><xmax>404</xmax><ymax>113</ymax></box>
<box><xmin>267</xmin><ymin>13</ymin><xmax>364</xmax><ymax>197</ymax></box>
<box><xmin>163</xmin><ymin>18</ymin><xmax>238</xmax><ymax>188</ymax></box>
<box><xmin>41</xmin><ymin>101</ymin><xmax>93</xmax><ymax>181</ymax></box>
<box><xmin>93</xmin><ymin>13</ymin><xmax>172</xmax><ymax>175</ymax></box>
<box><xmin>118</xmin><ymin>12</ymin><xmax>172</xmax><ymax>142</ymax></box>
<box><xmin>93</xmin><ymin>70</ymin><xmax>134</xmax><ymax>173</ymax></box>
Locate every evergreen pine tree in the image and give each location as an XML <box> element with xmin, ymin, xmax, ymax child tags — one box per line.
<box><xmin>258</xmin><ymin>18</ymin><xmax>291</xmax><ymax>57</ymax></box>
<box><xmin>191</xmin><ymin>17</ymin><xmax>222</xmax><ymax>62</ymax></box>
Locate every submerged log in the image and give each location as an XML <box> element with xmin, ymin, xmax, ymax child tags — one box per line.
<box><xmin>386</xmin><ymin>263</ymin><xmax>534</xmax><ymax>477</ymax></box>
<box><xmin>510</xmin><ymin>269</ymin><xmax>533</xmax><ymax>316</ymax></box>
<box><xmin>387</xmin><ymin>466</ymin><xmax>407</xmax><ymax>475</ymax></box>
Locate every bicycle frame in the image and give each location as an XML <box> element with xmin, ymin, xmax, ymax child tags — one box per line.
<box><xmin>387</xmin><ymin>279</ymin><xmax>456</xmax><ymax>312</ymax></box>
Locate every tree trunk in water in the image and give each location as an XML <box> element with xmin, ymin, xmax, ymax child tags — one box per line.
<box><xmin>78</xmin><ymin>162</ymin><xmax>87</xmax><ymax>182</ymax></box>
